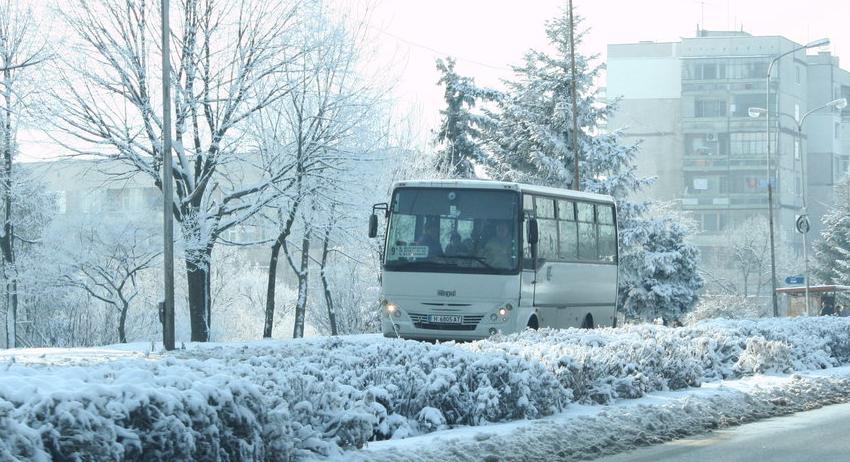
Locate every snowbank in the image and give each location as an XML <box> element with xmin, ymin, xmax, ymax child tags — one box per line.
<box><xmin>1</xmin><ymin>317</ymin><xmax>849</xmax><ymax>461</ymax></box>
<box><xmin>349</xmin><ymin>367</ymin><xmax>850</xmax><ymax>462</ymax></box>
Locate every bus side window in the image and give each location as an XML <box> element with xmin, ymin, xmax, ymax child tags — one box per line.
<box><xmin>597</xmin><ymin>204</ymin><xmax>617</xmax><ymax>263</ymax></box>
<box><xmin>557</xmin><ymin>200</ymin><xmax>577</xmax><ymax>260</ymax></box>
<box><xmin>535</xmin><ymin>197</ymin><xmax>558</xmax><ymax>261</ymax></box>
<box><xmin>577</xmin><ymin>202</ymin><xmax>597</xmax><ymax>261</ymax></box>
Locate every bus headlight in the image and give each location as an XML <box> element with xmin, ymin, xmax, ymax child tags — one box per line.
<box><xmin>382</xmin><ymin>300</ymin><xmax>401</xmax><ymax>318</ymax></box>
<box><xmin>492</xmin><ymin>303</ymin><xmax>512</xmax><ymax>322</ymax></box>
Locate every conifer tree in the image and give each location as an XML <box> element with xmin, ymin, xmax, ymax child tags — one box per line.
<box><xmin>619</xmin><ymin>211</ymin><xmax>703</xmax><ymax>323</ymax></box>
<box><xmin>814</xmin><ymin>175</ymin><xmax>850</xmax><ymax>284</ymax></box>
<box><xmin>434</xmin><ymin>58</ymin><xmax>496</xmax><ymax>178</ymax></box>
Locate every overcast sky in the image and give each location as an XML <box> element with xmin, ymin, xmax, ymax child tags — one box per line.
<box><xmin>368</xmin><ymin>0</ymin><xmax>850</xmax><ymax>137</ymax></box>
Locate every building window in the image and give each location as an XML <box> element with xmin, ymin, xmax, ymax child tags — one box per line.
<box><xmin>694</xmin><ymin>98</ymin><xmax>726</xmax><ymax>117</ymax></box>
<box><xmin>795</xmin><ymin>66</ymin><xmax>801</xmax><ymax>85</ymax></box>
<box><xmin>684</xmin><ymin>59</ymin><xmax>767</xmax><ymax>80</ymax></box>
<box><xmin>732</xmin><ymin>94</ymin><xmax>764</xmax><ymax>117</ymax></box>
<box><xmin>730</xmin><ymin>132</ymin><xmax>767</xmax><ymax>157</ymax></box>
<box><xmin>836</xmin><ymin>122</ymin><xmax>841</xmax><ymax>139</ymax></box>
<box><xmin>729</xmin><ymin>173</ymin><xmax>768</xmax><ymax>193</ymax></box>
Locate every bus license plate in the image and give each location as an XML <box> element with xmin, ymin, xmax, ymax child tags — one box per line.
<box><xmin>428</xmin><ymin>314</ymin><xmax>462</xmax><ymax>324</ymax></box>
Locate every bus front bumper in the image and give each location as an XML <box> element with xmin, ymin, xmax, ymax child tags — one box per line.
<box><xmin>381</xmin><ymin>312</ymin><xmax>517</xmax><ymax>341</ymax></box>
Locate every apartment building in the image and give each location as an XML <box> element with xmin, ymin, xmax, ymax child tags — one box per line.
<box><xmin>608</xmin><ymin>29</ymin><xmax>850</xmax><ymax>267</ymax></box>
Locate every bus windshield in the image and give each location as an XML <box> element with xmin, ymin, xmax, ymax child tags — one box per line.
<box><xmin>384</xmin><ymin>188</ymin><xmax>520</xmax><ymax>274</ymax></box>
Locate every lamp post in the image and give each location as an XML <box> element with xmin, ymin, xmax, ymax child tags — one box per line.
<box><xmin>764</xmin><ymin>37</ymin><xmax>830</xmax><ymax>317</ymax></box>
<box><xmin>749</xmin><ymin>96</ymin><xmax>847</xmax><ymax>316</ymax></box>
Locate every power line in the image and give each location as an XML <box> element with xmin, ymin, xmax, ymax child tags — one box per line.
<box><xmin>370</xmin><ymin>25</ymin><xmax>512</xmax><ymax>72</ymax></box>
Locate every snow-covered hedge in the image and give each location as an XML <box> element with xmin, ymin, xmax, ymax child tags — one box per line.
<box><xmin>2</xmin><ymin>317</ymin><xmax>850</xmax><ymax>461</ymax></box>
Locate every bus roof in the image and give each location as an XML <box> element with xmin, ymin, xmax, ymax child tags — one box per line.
<box><xmin>391</xmin><ymin>179</ymin><xmax>615</xmax><ymax>203</ymax></box>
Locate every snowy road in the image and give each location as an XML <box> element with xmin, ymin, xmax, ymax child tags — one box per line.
<box><xmin>592</xmin><ymin>401</ymin><xmax>850</xmax><ymax>462</ymax></box>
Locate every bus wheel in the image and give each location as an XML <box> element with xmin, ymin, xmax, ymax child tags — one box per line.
<box><xmin>581</xmin><ymin>314</ymin><xmax>594</xmax><ymax>329</ymax></box>
<box><xmin>527</xmin><ymin>316</ymin><xmax>539</xmax><ymax>330</ymax></box>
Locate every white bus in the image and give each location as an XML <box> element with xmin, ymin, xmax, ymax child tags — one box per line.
<box><xmin>368</xmin><ymin>179</ymin><xmax>618</xmax><ymax>340</ymax></box>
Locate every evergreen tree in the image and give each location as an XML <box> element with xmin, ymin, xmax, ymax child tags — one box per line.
<box><xmin>434</xmin><ymin>58</ymin><xmax>496</xmax><ymax>178</ymax></box>
<box><xmin>619</xmin><ymin>212</ymin><xmax>703</xmax><ymax>324</ymax></box>
<box><xmin>814</xmin><ymin>175</ymin><xmax>850</xmax><ymax>284</ymax></box>
<box><xmin>482</xmin><ymin>13</ymin><xmax>644</xmax><ymax>197</ymax></box>
<box><xmin>480</xmin><ymin>8</ymin><xmax>702</xmax><ymax>320</ymax></box>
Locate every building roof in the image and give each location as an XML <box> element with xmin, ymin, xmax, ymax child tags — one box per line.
<box><xmin>775</xmin><ymin>285</ymin><xmax>850</xmax><ymax>295</ymax></box>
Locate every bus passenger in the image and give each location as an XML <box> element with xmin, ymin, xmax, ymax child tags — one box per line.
<box><xmin>482</xmin><ymin>221</ymin><xmax>513</xmax><ymax>268</ymax></box>
<box><xmin>416</xmin><ymin>218</ymin><xmax>443</xmax><ymax>257</ymax></box>
<box><xmin>444</xmin><ymin>231</ymin><xmax>468</xmax><ymax>256</ymax></box>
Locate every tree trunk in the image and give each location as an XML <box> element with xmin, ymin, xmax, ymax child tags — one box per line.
<box><xmin>292</xmin><ymin>232</ymin><xmax>310</xmax><ymax>339</ymax></box>
<box><xmin>186</xmin><ymin>253</ymin><xmax>211</xmax><ymax>342</ymax></box>
<box><xmin>4</xmin><ymin>278</ymin><xmax>14</xmax><ymax>349</ymax></box>
<box><xmin>320</xmin><ymin>225</ymin><xmax>337</xmax><ymax>336</ymax></box>
<box><xmin>1</xmin><ymin>64</ymin><xmax>16</xmax><ymax>348</ymax></box>
<box><xmin>118</xmin><ymin>301</ymin><xmax>128</xmax><ymax>344</ymax></box>
<box><xmin>263</xmin><ymin>239</ymin><xmax>282</xmax><ymax>338</ymax></box>
<box><xmin>264</xmin><ymin>204</ymin><xmax>300</xmax><ymax>339</ymax></box>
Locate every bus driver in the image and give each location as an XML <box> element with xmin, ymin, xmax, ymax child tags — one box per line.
<box><xmin>482</xmin><ymin>221</ymin><xmax>513</xmax><ymax>268</ymax></box>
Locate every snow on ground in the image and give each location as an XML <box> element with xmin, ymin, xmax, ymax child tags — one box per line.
<box><xmin>1</xmin><ymin>317</ymin><xmax>849</xmax><ymax>461</ymax></box>
<box><xmin>341</xmin><ymin>366</ymin><xmax>850</xmax><ymax>462</ymax></box>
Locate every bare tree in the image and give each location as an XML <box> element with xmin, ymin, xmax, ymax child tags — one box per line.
<box><xmin>0</xmin><ymin>0</ymin><xmax>50</xmax><ymax>348</ymax></box>
<box><xmin>256</xmin><ymin>1</ymin><xmax>383</xmax><ymax>338</ymax></box>
<box><xmin>53</xmin><ymin>0</ymin><xmax>301</xmax><ymax>341</ymax></box>
<box><xmin>707</xmin><ymin>216</ymin><xmax>772</xmax><ymax>298</ymax></box>
<box><xmin>59</xmin><ymin>220</ymin><xmax>159</xmax><ymax>343</ymax></box>
<box><xmin>318</xmin><ymin>203</ymin><xmax>338</xmax><ymax>335</ymax></box>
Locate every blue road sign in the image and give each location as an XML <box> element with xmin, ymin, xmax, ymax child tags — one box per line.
<box><xmin>785</xmin><ymin>275</ymin><xmax>805</xmax><ymax>285</ymax></box>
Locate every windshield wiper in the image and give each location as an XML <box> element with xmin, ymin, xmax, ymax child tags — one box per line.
<box><xmin>441</xmin><ymin>255</ymin><xmax>496</xmax><ymax>270</ymax></box>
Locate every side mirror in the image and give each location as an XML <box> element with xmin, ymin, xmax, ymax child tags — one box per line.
<box><xmin>368</xmin><ymin>214</ymin><xmax>378</xmax><ymax>238</ymax></box>
<box><xmin>527</xmin><ymin>218</ymin><xmax>538</xmax><ymax>245</ymax></box>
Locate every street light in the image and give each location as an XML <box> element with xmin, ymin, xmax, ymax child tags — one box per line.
<box><xmin>764</xmin><ymin>37</ymin><xmax>831</xmax><ymax>317</ymax></box>
<box><xmin>749</xmin><ymin>97</ymin><xmax>847</xmax><ymax>316</ymax></box>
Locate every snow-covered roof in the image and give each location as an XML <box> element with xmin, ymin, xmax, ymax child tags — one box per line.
<box><xmin>392</xmin><ymin>179</ymin><xmax>615</xmax><ymax>203</ymax></box>
<box><xmin>776</xmin><ymin>285</ymin><xmax>850</xmax><ymax>294</ymax></box>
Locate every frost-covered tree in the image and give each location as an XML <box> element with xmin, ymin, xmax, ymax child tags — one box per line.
<box><xmin>814</xmin><ymin>175</ymin><xmax>850</xmax><ymax>285</ymax></box>
<box><xmin>0</xmin><ymin>171</ymin><xmax>55</xmax><ymax>348</ymax></box>
<box><xmin>253</xmin><ymin>1</ymin><xmax>386</xmax><ymax>338</ymax></box>
<box><xmin>619</xmin><ymin>205</ymin><xmax>702</xmax><ymax>324</ymax></box>
<box><xmin>0</xmin><ymin>0</ymin><xmax>50</xmax><ymax>348</ymax></box>
<box><xmin>480</xmin><ymin>7</ymin><xmax>701</xmax><ymax>319</ymax></box>
<box><xmin>482</xmin><ymin>12</ymin><xmax>644</xmax><ymax>198</ymax></box>
<box><xmin>54</xmin><ymin>0</ymin><xmax>302</xmax><ymax>341</ymax></box>
<box><xmin>709</xmin><ymin>216</ymin><xmax>773</xmax><ymax>297</ymax></box>
<box><xmin>433</xmin><ymin>58</ymin><xmax>496</xmax><ymax>178</ymax></box>
<box><xmin>56</xmin><ymin>218</ymin><xmax>160</xmax><ymax>343</ymax></box>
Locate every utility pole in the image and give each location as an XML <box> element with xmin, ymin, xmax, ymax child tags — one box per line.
<box><xmin>568</xmin><ymin>0</ymin><xmax>580</xmax><ymax>191</ymax></box>
<box><xmin>161</xmin><ymin>0</ymin><xmax>175</xmax><ymax>351</ymax></box>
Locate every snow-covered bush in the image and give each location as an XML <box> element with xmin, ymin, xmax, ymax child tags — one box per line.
<box><xmin>684</xmin><ymin>294</ymin><xmax>770</xmax><ymax>324</ymax></box>
<box><xmin>3</xmin><ymin>317</ymin><xmax>850</xmax><ymax>460</ymax></box>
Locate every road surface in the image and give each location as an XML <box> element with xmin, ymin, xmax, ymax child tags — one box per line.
<box><xmin>592</xmin><ymin>401</ymin><xmax>850</xmax><ymax>462</ymax></box>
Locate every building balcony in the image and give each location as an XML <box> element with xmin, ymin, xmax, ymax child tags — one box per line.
<box><xmin>681</xmin><ymin>194</ymin><xmax>768</xmax><ymax>207</ymax></box>
<box><xmin>682</xmin><ymin>156</ymin><xmax>768</xmax><ymax>170</ymax></box>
